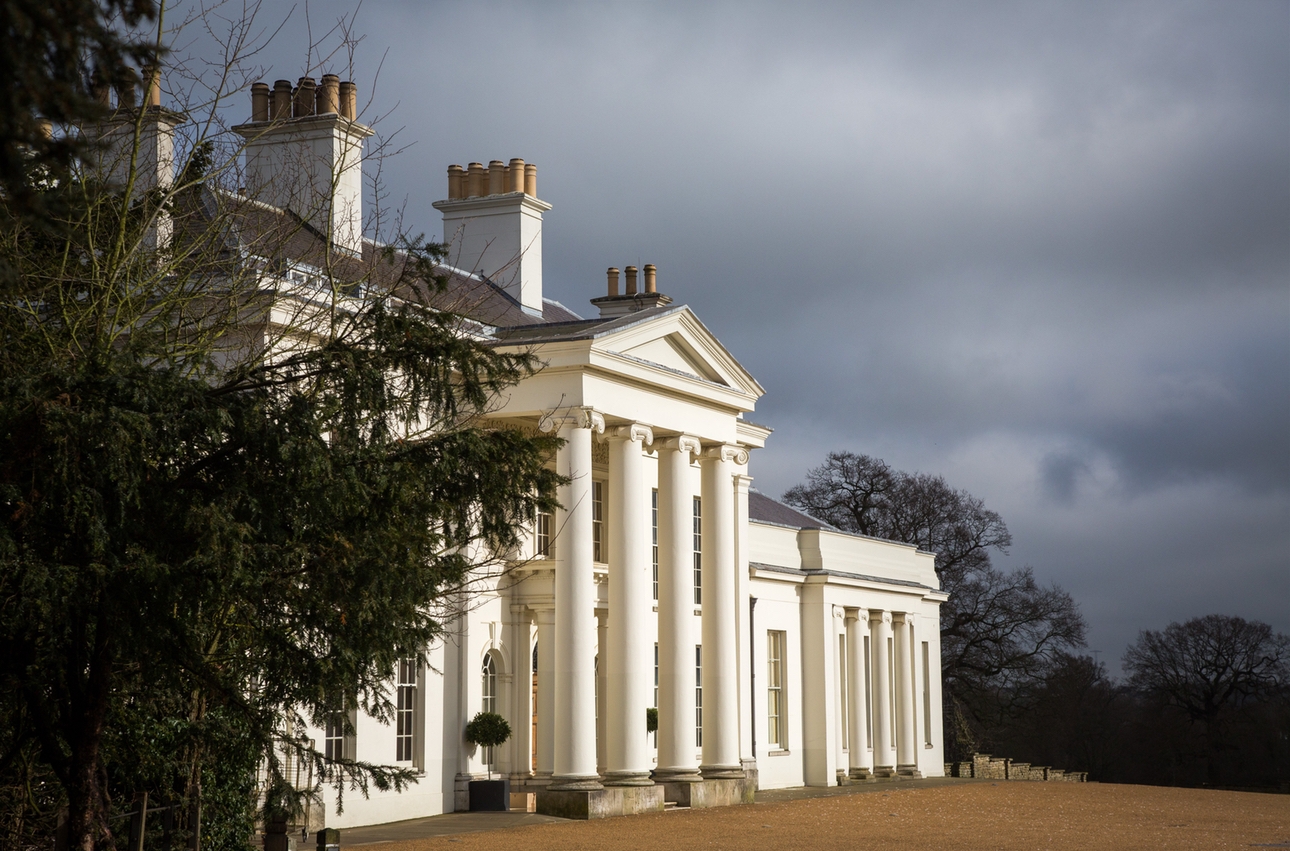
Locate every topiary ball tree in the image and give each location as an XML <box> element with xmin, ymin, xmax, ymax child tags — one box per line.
<box><xmin>464</xmin><ymin>711</ymin><xmax>512</xmax><ymax>780</ymax></box>
<box><xmin>646</xmin><ymin>707</ymin><xmax>658</xmax><ymax>734</ymax></box>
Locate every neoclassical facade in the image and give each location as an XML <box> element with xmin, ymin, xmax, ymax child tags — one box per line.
<box><xmin>221</xmin><ymin>78</ymin><xmax>949</xmax><ymax>824</ymax></box>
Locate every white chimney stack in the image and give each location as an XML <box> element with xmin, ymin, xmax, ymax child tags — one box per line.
<box><xmin>232</xmin><ymin>76</ymin><xmax>373</xmax><ymax>256</ymax></box>
<box><xmin>432</xmin><ymin>158</ymin><xmax>550</xmax><ymax>316</ymax></box>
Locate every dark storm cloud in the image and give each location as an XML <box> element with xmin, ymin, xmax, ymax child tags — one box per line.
<box><xmin>198</xmin><ymin>0</ymin><xmax>1289</xmax><ymax>664</ymax></box>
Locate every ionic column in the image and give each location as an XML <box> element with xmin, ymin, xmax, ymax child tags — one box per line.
<box><xmin>604</xmin><ymin>424</ymin><xmax>655</xmax><ymax>786</ymax></box>
<box><xmin>845</xmin><ymin>609</ymin><xmax>872</xmax><ymax>780</ymax></box>
<box><xmin>870</xmin><ymin>610</ymin><xmax>895</xmax><ymax>778</ymax></box>
<box><xmin>510</xmin><ymin>604</ymin><xmax>534</xmax><ymax>779</ymax></box>
<box><xmin>543</xmin><ymin>407</ymin><xmax>604</xmax><ymax>790</ymax></box>
<box><xmin>893</xmin><ymin>612</ymin><xmax>922</xmax><ymax>777</ymax></box>
<box><xmin>699</xmin><ymin>444</ymin><xmax>747</xmax><ymax>779</ymax></box>
<box><xmin>534</xmin><ymin>606</ymin><xmax>555</xmax><ymax>780</ymax></box>
<box><xmin>655</xmin><ymin>435</ymin><xmax>703</xmax><ymax>782</ymax></box>
<box><xmin>596</xmin><ymin>612</ymin><xmax>608</xmax><ymax>773</ymax></box>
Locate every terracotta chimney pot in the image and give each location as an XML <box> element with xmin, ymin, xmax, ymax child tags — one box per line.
<box><xmin>317</xmin><ymin>74</ymin><xmax>340</xmax><ymax>115</ymax></box>
<box><xmin>293</xmin><ymin>77</ymin><xmax>316</xmax><ymax>118</ymax></box>
<box><xmin>272</xmin><ymin>80</ymin><xmax>293</xmax><ymax>120</ymax></box>
<box><xmin>251</xmin><ymin>82</ymin><xmax>270</xmax><ymax>121</ymax></box>
<box><xmin>339</xmin><ymin>81</ymin><xmax>357</xmax><ymax>119</ymax></box>
<box><xmin>607</xmin><ymin>267</ymin><xmax>620</xmax><ymax>296</ymax></box>
<box><xmin>488</xmin><ymin>160</ymin><xmax>506</xmax><ymax>195</ymax></box>
<box><xmin>447</xmin><ymin>164</ymin><xmax>464</xmax><ymax>200</ymax></box>
<box><xmin>509</xmin><ymin>158</ymin><xmax>525</xmax><ymax>192</ymax></box>
<box><xmin>144</xmin><ymin>67</ymin><xmax>161</xmax><ymax>108</ymax></box>
<box><xmin>643</xmin><ymin>264</ymin><xmax>657</xmax><ymax>293</ymax></box>
<box><xmin>467</xmin><ymin>162</ymin><xmax>485</xmax><ymax>198</ymax></box>
<box><xmin>524</xmin><ymin>163</ymin><xmax>537</xmax><ymax>196</ymax></box>
<box><xmin>625</xmin><ymin>265</ymin><xmax>638</xmax><ymax>295</ymax></box>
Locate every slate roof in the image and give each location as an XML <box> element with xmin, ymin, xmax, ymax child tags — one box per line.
<box><xmin>747</xmin><ymin>491</ymin><xmax>835</xmax><ymax>530</ymax></box>
<box><xmin>183</xmin><ymin>189</ymin><xmax>586</xmax><ymax>332</ymax></box>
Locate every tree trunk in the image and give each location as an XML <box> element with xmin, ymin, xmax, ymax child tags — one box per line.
<box><xmin>65</xmin><ymin>604</ymin><xmax>115</xmax><ymax>851</ymax></box>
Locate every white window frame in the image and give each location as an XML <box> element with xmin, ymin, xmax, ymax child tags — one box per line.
<box><xmin>767</xmin><ymin>630</ymin><xmax>786</xmax><ymax>750</ymax></box>
<box><xmin>692</xmin><ymin>496</ymin><xmax>702</xmax><ymax>605</ymax></box>
<box><xmin>396</xmin><ymin>658</ymin><xmax>418</xmax><ymax>764</ymax></box>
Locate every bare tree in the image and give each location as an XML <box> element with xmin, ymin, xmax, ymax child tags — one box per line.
<box><xmin>784</xmin><ymin>451</ymin><xmax>1085</xmax><ymax>756</ymax></box>
<box><xmin>1124</xmin><ymin>615</ymin><xmax>1289</xmax><ymax>785</ymax></box>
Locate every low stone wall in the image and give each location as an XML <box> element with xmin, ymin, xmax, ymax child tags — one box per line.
<box><xmin>943</xmin><ymin>754</ymin><xmax>1087</xmax><ymax>783</ymax></box>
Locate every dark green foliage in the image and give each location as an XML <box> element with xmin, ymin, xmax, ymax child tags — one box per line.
<box><xmin>0</xmin><ymin>180</ymin><xmax>561</xmax><ymax>849</ymax></box>
<box><xmin>645</xmin><ymin>707</ymin><xmax>658</xmax><ymax>734</ymax></box>
<box><xmin>464</xmin><ymin>713</ymin><xmax>512</xmax><ymax>750</ymax></box>
<box><xmin>464</xmin><ymin>713</ymin><xmax>511</xmax><ymax>782</ymax></box>
<box><xmin>0</xmin><ymin>0</ymin><xmax>161</xmax><ymax>223</ymax></box>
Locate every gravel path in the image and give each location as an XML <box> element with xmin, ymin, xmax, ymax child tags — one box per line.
<box><xmin>353</xmin><ymin>782</ymin><xmax>1290</xmax><ymax>851</ymax></box>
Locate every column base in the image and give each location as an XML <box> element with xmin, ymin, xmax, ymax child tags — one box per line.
<box><xmin>652</xmin><ymin>767</ymin><xmax>704</xmax><ymax>784</ymax></box>
<box><xmin>872</xmin><ymin>764</ymin><xmax>897</xmax><ymax>780</ymax></box>
<box><xmin>896</xmin><ymin>764</ymin><xmax>924</xmax><ymax>778</ymax></box>
<box><xmin>700</xmin><ymin>763</ymin><xmax>746</xmax><ymax>780</ymax></box>
<box><xmin>602</xmin><ymin>770</ymin><xmax>655</xmax><ymax>787</ymax></box>
<box><xmin>547</xmin><ymin>775</ymin><xmax>604</xmax><ymax>792</ymax></box>
<box><xmin>848</xmin><ymin>767</ymin><xmax>874</xmax><ymax>782</ymax></box>
<box><xmin>527</xmin><ymin>771</ymin><xmax>554</xmax><ymax>788</ymax></box>
<box><xmin>661</xmin><ymin>778</ymin><xmax>756</xmax><ymax>809</ymax></box>
<box><xmin>535</xmin><ymin>785</ymin><xmax>664</xmax><ymax>819</ymax></box>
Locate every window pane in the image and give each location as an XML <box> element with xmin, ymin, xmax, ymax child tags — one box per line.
<box><xmin>692</xmin><ymin>496</ymin><xmax>702</xmax><ymax>605</ymax></box>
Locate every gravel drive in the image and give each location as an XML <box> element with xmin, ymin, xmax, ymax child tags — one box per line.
<box><xmin>351</xmin><ymin>781</ymin><xmax>1290</xmax><ymax>851</ymax></box>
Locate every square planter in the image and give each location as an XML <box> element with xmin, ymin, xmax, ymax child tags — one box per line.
<box><xmin>468</xmin><ymin>778</ymin><xmax>511</xmax><ymax>812</ymax></box>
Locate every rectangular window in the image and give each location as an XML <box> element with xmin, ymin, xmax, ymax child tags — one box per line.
<box><xmin>324</xmin><ymin>712</ymin><xmax>346</xmax><ymax>762</ymax></box>
<box><xmin>767</xmin><ymin>630</ymin><xmax>786</xmax><ymax>749</ymax></box>
<box><xmin>592</xmin><ymin>480</ymin><xmax>605</xmax><ymax>563</ymax></box>
<box><xmin>652</xmin><ymin>489</ymin><xmax>659</xmax><ymax>601</ymax></box>
<box><xmin>692</xmin><ymin>496</ymin><xmax>702</xmax><ymax>605</ymax></box>
<box><xmin>535</xmin><ymin>507</ymin><xmax>552</xmax><ymax>558</ymax></box>
<box><xmin>695</xmin><ymin>644</ymin><xmax>703</xmax><ymax>749</ymax></box>
<box><xmin>838</xmin><ymin>635</ymin><xmax>849</xmax><ymax>751</ymax></box>
<box><xmin>863</xmin><ymin>635</ymin><xmax>873</xmax><ymax>749</ymax></box>
<box><xmin>922</xmin><ymin>641</ymin><xmax>932</xmax><ymax>746</ymax></box>
<box><xmin>654</xmin><ymin>643</ymin><xmax>659</xmax><ymax>709</ymax></box>
<box><xmin>396</xmin><ymin>658</ymin><xmax>417</xmax><ymax>763</ymax></box>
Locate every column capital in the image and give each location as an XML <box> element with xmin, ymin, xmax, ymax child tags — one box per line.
<box><xmin>700</xmin><ymin>443</ymin><xmax>749</xmax><ymax>465</ymax></box>
<box><xmin>656</xmin><ymin>434</ymin><xmax>701</xmax><ymax>456</ymax></box>
<box><xmin>539</xmin><ymin>406</ymin><xmax>605</xmax><ymax>434</ymax></box>
<box><xmin>871</xmin><ymin>609</ymin><xmax>892</xmax><ymax>625</ymax></box>
<box><xmin>599</xmin><ymin>423</ymin><xmax>654</xmax><ymax>446</ymax></box>
<box><xmin>844</xmin><ymin>607</ymin><xmax>870</xmax><ymax>623</ymax></box>
<box><xmin>733</xmin><ymin>473</ymin><xmax>753</xmax><ymax>494</ymax></box>
<box><xmin>892</xmin><ymin>611</ymin><xmax>915</xmax><ymax>626</ymax></box>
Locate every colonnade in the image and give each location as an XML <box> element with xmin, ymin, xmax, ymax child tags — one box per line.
<box><xmin>842</xmin><ymin>608</ymin><xmax>923</xmax><ymax>779</ymax></box>
<box><xmin>525</xmin><ymin>407</ymin><xmax>746</xmax><ymax>790</ymax></box>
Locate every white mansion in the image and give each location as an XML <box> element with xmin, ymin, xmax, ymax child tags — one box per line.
<box><xmin>152</xmin><ymin>74</ymin><xmax>950</xmax><ymax>824</ymax></box>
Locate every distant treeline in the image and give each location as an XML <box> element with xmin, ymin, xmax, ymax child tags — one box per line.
<box><xmin>783</xmin><ymin>453</ymin><xmax>1289</xmax><ymax>793</ymax></box>
<box><xmin>947</xmin><ymin>618</ymin><xmax>1290</xmax><ymax>791</ymax></box>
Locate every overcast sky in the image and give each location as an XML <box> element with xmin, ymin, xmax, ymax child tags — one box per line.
<box><xmin>195</xmin><ymin>0</ymin><xmax>1289</xmax><ymax>674</ymax></box>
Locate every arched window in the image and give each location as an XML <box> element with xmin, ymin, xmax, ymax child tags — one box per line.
<box><xmin>481</xmin><ymin>652</ymin><xmax>499</xmax><ymax>769</ymax></box>
<box><xmin>482</xmin><ymin>652</ymin><xmax>498</xmax><ymax>714</ymax></box>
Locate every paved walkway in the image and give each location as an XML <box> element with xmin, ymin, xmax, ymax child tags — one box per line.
<box><xmin>339</xmin><ymin>812</ymin><xmax>569</xmax><ymax>846</ymax></box>
<box><xmin>334</xmin><ymin>778</ymin><xmax>981</xmax><ymax>845</ymax></box>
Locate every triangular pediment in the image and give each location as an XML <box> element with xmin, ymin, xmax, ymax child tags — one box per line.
<box><xmin>590</xmin><ymin>306</ymin><xmax>765</xmax><ymax>399</ymax></box>
<box><xmin>621</xmin><ymin>333</ymin><xmax>724</xmax><ymax>383</ymax></box>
